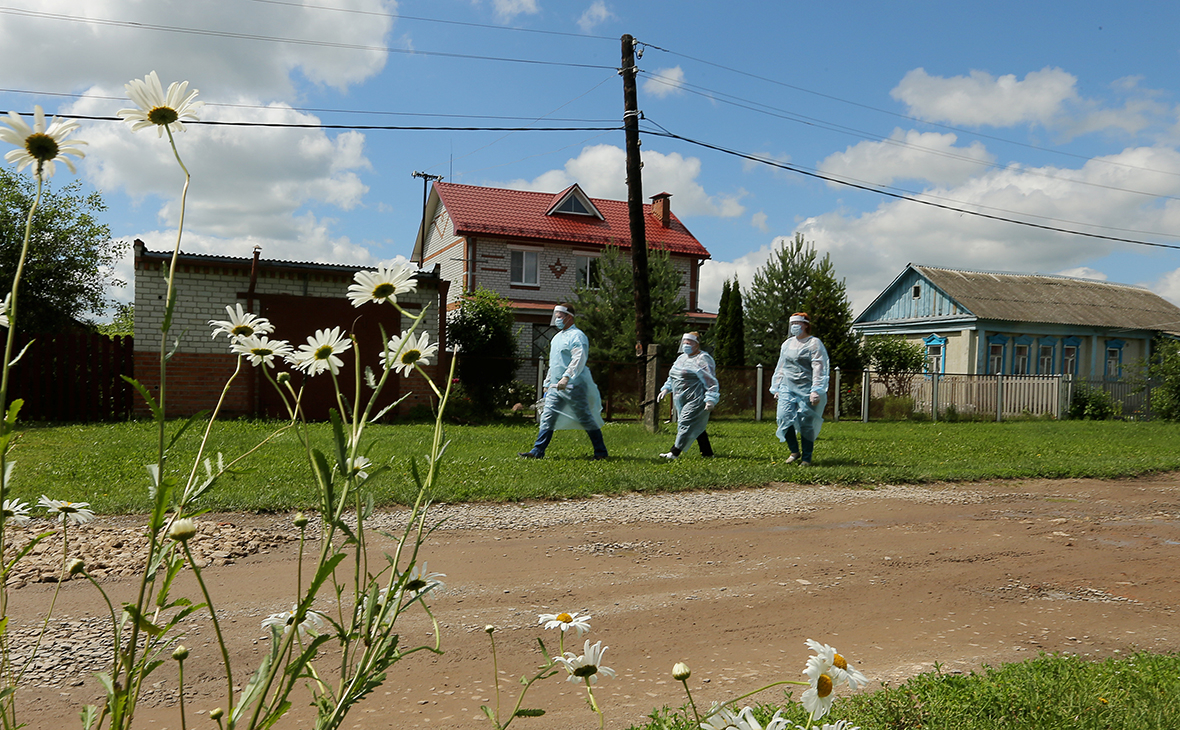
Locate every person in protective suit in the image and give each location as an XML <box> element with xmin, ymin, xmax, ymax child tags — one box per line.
<box><xmin>771</xmin><ymin>312</ymin><xmax>829</xmax><ymax>466</ymax></box>
<box><xmin>519</xmin><ymin>304</ymin><xmax>608</xmax><ymax>460</ymax></box>
<box><xmin>657</xmin><ymin>332</ymin><xmax>719</xmax><ymax>459</ymax></box>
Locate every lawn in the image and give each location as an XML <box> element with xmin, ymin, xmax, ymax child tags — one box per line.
<box><xmin>8</xmin><ymin>417</ymin><xmax>1180</xmax><ymax>513</ymax></box>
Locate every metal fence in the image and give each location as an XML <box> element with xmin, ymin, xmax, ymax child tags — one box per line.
<box><xmin>5</xmin><ymin>333</ymin><xmax>134</xmax><ymax>422</ymax></box>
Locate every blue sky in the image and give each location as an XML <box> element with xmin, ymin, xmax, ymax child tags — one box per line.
<box><xmin>4</xmin><ymin>0</ymin><xmax>1180</xmax><ymax>320</ymax></box>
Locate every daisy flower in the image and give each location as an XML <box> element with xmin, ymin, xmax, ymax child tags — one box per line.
<box><xmin>339</xmin><ymin>455</ymin><xmax>371</xmax><ymax>481</ymax></box>
<box><xmin>556</xmin><ymin>639</ymin><xmax>615</xmax><ymax>685</ymax></box>
<box><xmin>805</xmin><ymin>639</ymin><xmax>869</xmax><ymax>690</ymax></box>
<box><xmin>261</xmin><ymin>606</ymin><xmax>327</xmax><ymax>638</ymax></box>
<box><xmin>347</xmin><ymin>262</ymin><xmax>417</xmax><ymax>307</ymax></box>
<box><xmin>290</xmin><ymin>327</ymin><xmax>352</xmax><ymax>376</ymax></box>
<box><xmin>38</xmin><ymin>495</ymin><xmax>95</xmax><ymax>525</ymax></box>
<box><xmin>117</xmin><ymin>71</ymin><xmax>204</xmax><ymax>137</ymax></box>
<box><xmin>0</xmin><ymin>293</ymin><xmax>10</xmax><ymax>328</ymax></box>
<box><xmin>231</xmin><ymin>334</ymin><xmax>293</xmax><ymax>368</ymax></box>
<box><xmin>403</xmin><ymin>562</ymin><xmax>446</xmax><ymax>598</ymax></box>
<box><xmin>801</xmin><ymin>656</ymin><xmax>836</xmax><ymax>722</ymax></box>
<box><xmin>791</xmin><ymin>722</ymin><xmax>860</xmax><ymax>730</ymax></box>
<box><xmin>383</xmin><ymin>330</ymin><xmax>438</xmax><ymax>377</ymax></box>
<box><xmin>707</xmin><ymin>707</ymin><xmax>788</xmax><ymax>730</ymax></box>
<box><xmin>209</xmin><ymin>303</ymin><xmax>274</xmax><ymax>342</ymax></box>
<box><xmin>1</xmin><ymin>499</ymin><xmax>31</xmax><ymax>528</ymax></box>
<box><xmin>539</xmin><ymin>611</ymin><xmax>592</xmax><ymax>636</ymax></box>
<box><xmin>0</xmin><ymin>105</ymin><xmax>87</xmax><ymax>179</ymax></box>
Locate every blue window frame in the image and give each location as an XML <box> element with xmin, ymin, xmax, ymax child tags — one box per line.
<box><xmin>1104</xmin><ymin>339</ymin><xmax>1125</xmax><ymax>378</ymax></box>
<box><xmin>1062</xmin><ymin>337</ymin><xmax>1081</xmax><ymax>376</ymax></box>
<box><xmin>986</xmin><ymin>334</ymin><xmax>1008</xmax><ymax>374</ymax></box>
<box><xmin>1036</xmin><ymin>337</ymin><xmax>1057</xmax><ymax>374</ymax></box>
<box><xmin>923</xmin><ymin>333</ymin><xmax>947</xmax><ymax>374</ymax></box>
<box><xmin>1012</xmin><ymin>335</ymin><xmax>1033</xmax><ymax>375</ymax></box>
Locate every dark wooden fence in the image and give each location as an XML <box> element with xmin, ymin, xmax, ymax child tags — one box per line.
<box><xmin>5</xmin><ymin>333</ymin><xmax>134</xmax><ymax>422</ymax></box>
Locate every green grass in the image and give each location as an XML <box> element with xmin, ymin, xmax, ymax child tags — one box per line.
<box><xmin>6</xmin><ymin>417</ymin><xmax>1180</xmax><ymax>514</ymax></box>
<box><xmin>634</xmin><ymin>652</ymin><xmax>1180</xmax><ymax>729</ymax></box>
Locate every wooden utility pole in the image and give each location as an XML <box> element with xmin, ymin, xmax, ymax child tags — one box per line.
<box><xmin>621</xmin><ymin>34</ymin><xmax>652</xmax><ymax>355</ymax></box>
<box><xmin>412</xmin><ymin>171</ymin><xmax>442</xmax><ymax>266</ymax></box>
<box><xmin>621</xmin><ymin>34</ymin><xmax>659</xmax><ymax>433</ymax></box>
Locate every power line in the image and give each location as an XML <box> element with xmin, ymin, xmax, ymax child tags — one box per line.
<box><xmin>247</xmin><ymin>0</ymin><xmax>619</xmax><ymax>42</ymax></box>
<box><xmin>642</xmin><ymin>125</ymin><xmax>1180</xmax><ymax>251</ymax></box>
<box><xmin>0</xmin><ymin>7</ymin><xmax>616</xmax><ymax>71</ymax></box>
<box><xmin>638</xmin><ymin>40</ymin><xmax>1180</xmax><ymax>181</ymax></box>
<box><xmin>639</xmin><ymin>71</ymin><xmax>1180</xmax><ymax>204</ymax></box>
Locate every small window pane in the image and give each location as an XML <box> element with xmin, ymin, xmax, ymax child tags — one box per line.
<box><xmin>1105</xmin><ymin>347</ymin><xmax>1120</xmax><ymax>378</ymax></box>
<box><xmin>1063</xmin><ymin>346</ymin><xmax>1077</xmax><ymax>375</ymax></box>
<box><xmin>927</xmin><ymin>344</ymin><xmax>942</xmax><ymax>373</ymax></box>
<box><xmin>511</xmin><ymin>250</ymin><xmax>538</xmax><ymax>285</ymax></box>
<box><xmin>989</xmin><ymin>344</ymin><xmax>1004</xmax><ymax>374</ymax></box>
<box><xmin>1014</xmin><ymin>345</ymin><xmax>1029</xmax><ymax>375</ymax></box>
<box><xmin>576</xmin><ymin>255</ymin><xmax>600</xmax><ymax>288</ymax></box>
<box><xmin>1039</xmin><ymin>345</ymin><xmax>1054</xmax><ymax>373</ymax></box>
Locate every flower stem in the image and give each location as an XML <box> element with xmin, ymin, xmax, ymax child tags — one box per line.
<box><xmin>181</xmin><ymin>543</ymin><xmax>234</xmax><ymax>721</ymax></box>
<box><xmin>680</xmin><ymin>679</ymin><xmax>701</xmax><ymax>728</ymax></box>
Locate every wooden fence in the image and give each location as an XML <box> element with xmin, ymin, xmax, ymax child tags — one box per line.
<box><xmin>5</xmin><ymin>333</ymin><xmax>134</xmax><ymax>422</ymax></box>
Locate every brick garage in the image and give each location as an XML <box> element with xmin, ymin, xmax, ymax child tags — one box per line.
<box><xmin>133</xmin><ymin>241</ymin><xmax>450</xmax><ymax>420</ymax></box>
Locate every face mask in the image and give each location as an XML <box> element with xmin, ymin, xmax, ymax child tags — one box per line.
<box><xmin>555</xmin><ymin>317</ymin><xmax>567</xmax><ymax>331</ymax></box>
<box><xmin>789</xmin><ymin>324</ymin><xmax>804</xmax><ymax>337</ymax></box>
<box><xmin>680</xmin><ymin>344</ymin><xmax>693</xmax><ymax>355</ymax></box>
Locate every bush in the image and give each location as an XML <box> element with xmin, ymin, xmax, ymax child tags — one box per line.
<box><xmin>1151</xmin><ymin>339</ymin><xmax>1180</xmax><ymax>421</ymax></box>
<box><xmin>1069</xmin><ymin>383</ymin><xmax>1119</xmax><ymax>420</ymax></box>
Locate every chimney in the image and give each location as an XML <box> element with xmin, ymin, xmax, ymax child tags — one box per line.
<box><xmin>651</xmin><ymin>192</ymin><xmax>672</xmax><ymax>228</ymax></box>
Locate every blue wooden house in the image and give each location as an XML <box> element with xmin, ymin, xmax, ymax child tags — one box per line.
<box><xmin>853</xmin><ymin>264</ymin><xmax>1180</xmax><ymax>377</ymax></box>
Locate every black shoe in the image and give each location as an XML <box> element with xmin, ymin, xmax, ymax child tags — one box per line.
<box><xmin>519</xmin><ymin>451</ymin><xmax>542</xmax><ymax>459</ymax></box>
<box><xmin>592</xmin><ymin>454</ymin><xmax>609</xmax><ymax>461</ymax></box>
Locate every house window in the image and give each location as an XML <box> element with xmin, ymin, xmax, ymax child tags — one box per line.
<box><xmin>1038</xmin><ymin>345</ymin><xmax>1055</xmax><ymax>374</ymax></box>
<box><xmin>911</xmin><ymin>284</ymin><xmax>921</xmax><ymax>299</ymax></box>
<box><xmin>575</xmin><ymin>254</ymin><xmax>600</xmax><ymax>289</ymax></box>
<box><xmin>988</xmin><ymin>344</ymin><xmax>1004</xmax><ymax>374</ymax></box>
<box><xmin>1104</xmin><ymin>340</ymin><xmax>1125</xmax><ymax>378</ymax></box>
<box><xmin>531</xmin><ymin>324</ymin><xmax>558</xmax><ymax>358</ymax></box>
<box><xmin>1013</xmin><ymin>345</ymin><xmax>1029</xmax><ymax>375</ymax></box>
<box><xmin>1062</xmin><ymin>345</ymin><xmax>1077</xmax><ymax>375</ymax></box>
<box><xmin>554</xmin><ymin>196</ymin><xmax>594</xmax><ymax>216</ymax></box>
<box><xmin>927</xmin><ymin>345</ymin><xmax>943</xmax><ymax>374</ymax></box>
<box><xmin>510</xmin><ymin>249</ymin><xmax>539</xmax><ymax>285</ymax></box>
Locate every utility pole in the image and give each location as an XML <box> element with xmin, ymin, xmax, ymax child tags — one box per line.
<box><xmin>621</xmin><ymin>34</ymin><xmax>652</xmax><ymax>356</ymax></box>
<box><xmin>412</xmin><ymin>171</ymin><xmax>443</xmax><ymax>266</ymax></box>
<box><xmin>621</xmin><ymin>34</ymin><xmax>659</xmax><ymax>432</ymax></box>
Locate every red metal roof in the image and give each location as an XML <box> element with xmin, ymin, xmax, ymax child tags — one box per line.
<box><xmin>434</xmin><ymin>182</ymin><xmax>710</xmax><ymax>258</ymax></box>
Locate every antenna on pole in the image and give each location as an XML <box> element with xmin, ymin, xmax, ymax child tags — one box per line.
<box><xmin>412</xmin><ymin>171</ymin><xmax>443</xmax><ymax>267</ymax></box>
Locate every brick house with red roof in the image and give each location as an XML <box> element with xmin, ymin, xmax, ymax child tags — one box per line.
<box><xmin>411</xmin><ymin>182</ymin><xmax>712</xmax><ymax>361</ymax></box>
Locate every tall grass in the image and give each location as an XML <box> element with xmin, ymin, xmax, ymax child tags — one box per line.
<box><xmin>9</xmin><ymin>418</ymin><xmax>1180</xmax><ymax>513</ymax></box>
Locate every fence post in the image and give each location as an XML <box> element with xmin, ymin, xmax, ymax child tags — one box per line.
<box><xmin>861</xmin><ymin>369</ymin><xmax>871</xmax><ymax>422</ymax></box>
<box><xmin>833</xmin><ymin>367</ymin><xmax>841</xmax><ymax>422</ymax></box>
<box><xmin>755</xmin><ymin>364</ymin><xmax>763</xmax><ymax>422</ymax></box>
<box><xmin>996</xmin><ymin>374</ymin><xmax>1003</xmax><ymax>422</ymax></box>
<box><xmin>644</xmin><ymin>344</ymin><xmax>662</xmax><ymax>433</ymax></box>
<box><xmin>931</xmin><ymin>370</ymin><xmax>939</xmax><ymax>422</ymax></box>
<box><xmin>535</xmin><ymin>356</ymin><xmax>545</xmax><ymax>424</ymax></box>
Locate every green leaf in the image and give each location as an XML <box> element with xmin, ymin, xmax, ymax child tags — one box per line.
<box><xmin>79</xmin><ymin>704</ymin><xmax>99</xmax><ymax>730</ymax></box>
<box><xmin>231</xmin><ymin>625</ymin><xmax>282</xmax><ymax>724</ymax></box>
<box><xmin>122</xmin><ymin>376</ymin><xmax>162</xmax><ymax>423</ymax></box>
<box><xmin>329</xmin><ymin>408</ymin><xmax>349</xmax><ymax>478</ymax></box>
<box><xmin>514</xmin><ymin>708</ymin><xmax>546</xmax><ymax>717</ymax></box>
<box><xmin>165</xmin><ymin>410</ymin><xmax>211</xmax><ymax>454</ymax></box>
<box><xmin>123</xmin><ymin>603</ymin><xmax>165</xmax><ymax>637</ymax></box>
<box><xmin>161</xmin><ymin>279</ymin><xmax>178</xmax><ymax>334</ymax></box>
<box><xmin>4</xmin><ymin>398</ymin><xmax>22</xmax><ymax>425</ymax></box>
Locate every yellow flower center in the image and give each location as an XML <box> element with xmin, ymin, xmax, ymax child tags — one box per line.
<box><xmin>252</xmin><ymin>347</ymin><xmax>274</xmax><ymax>357</ymax></box>
<box><xmin>833</xmin><ymin>653</ymin><xmax>848</xmax><ymax>671</ymax></box>
<box><xmin>25</xmin><ymin>132</ymin><xmax>59</xmax><ymax>162</ymax></box>
<box><xmin>59</xmin><ymin>503</ymin><xmax>79</xmax><ymax>514</ymax></box>
<box><xmin>557</xmin><ymin>613</ymin><xmax>573</xmax><ymax>623</ymax></box>
<box><xmin>400</xmin><ymin>349</ymin><xmax>421</xmax><ymax>365</ymax></box>
<box><xmin>817</xmin><ymin>673</ymin><xmax>833</xmax><ymax>698</ymax></box>
<box><xmin>372</xmin><ymin>283</ymin><xmax>396</xmax><ymax>298</ymax></box>
<box><xmin>231</xmin><ymin>324</ymin><xmax>255</xmax><ymax>337</ymax></box>
<box><xmin>148</xmin><ymin>106</ymin><xmax>180</xmax><ymax>126</ymax></box>
<box><xmin>315</xmin><ymin>344</ymin><xmax>335</xmax><ymax>360</ymax></box>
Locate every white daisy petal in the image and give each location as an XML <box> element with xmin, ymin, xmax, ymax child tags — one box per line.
<box><xmin>37</xmin><ymin>494</ymin><xmax>95</xmax><ymax>525</ymax></box>
<box><xmin>117</xmin><ymin>71</ymin><xmax>204</xmax><ymax>137</ymax></box>
<box><xmin>0</xmin><ymin>105</ymin><xmax>87</xmax><ymax>179</ymax></box>
<box><xmin>209</xmin><ymin>303</ymin><xmax>275</xmax><ymax>342</ymax></box>
<box><xmin>555</xmin><ymin>639</ymin><xmax>614</xmax><ymax>685</ymax></box>
<box><xmin>290</xmin><ymin>327</ymin><xmax>352</xmax><ymax>377</ymax></box>
<box><xmin>347</xmin><ymin>262</ymin><xmax>417</xmax><ymax>307</ymax></box>
<box><xmin>230</xmin><ymin>334</ymin><xmax>293</xmax><ymax>368</ymax></box>
<box><xmin>383</xmin><ymin>330</ymin><xmax>438</xmax><ymax>377</ymax></box>
<box><xmin>538</xmin><ymin>611</ymin><xmax>592</xmax><ymax>636</ymax></box>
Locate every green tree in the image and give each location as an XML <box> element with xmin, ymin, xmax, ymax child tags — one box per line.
<box><xmin>712</xmin><ymin>277</ymin><xmax>746</xmax><ymax>366</ymax></box>
<box><xmin>574</xmin><ymin>245</ymin><xmax>687</xmax><ymax>361</ymax></box>
<box><xmin>95</xmin><ymin>302</ymin><xmax>134</xmax><ymax>338</ymax></box>
<box><xmin>1150</xmin><ymin>339</ymin><xmax>1180</xmax><ymax>421</ymax></box>
<box><xmin>0</xmin><ymin>168</ymin><xmax>127</xmax><ymax>332</ymax></box>
<box><xmin>744</xmin><ymin>232</ymin><xmax>860</xmax><ymax>370</ymax></box>
<box><xmin>863</xmin><ymin>335</ymin><xmax>927</xmax><ymax>397</ymax></box>
<box><xmin>447</xmin><ymin>287</ymin><xmax>518</xmax><ymax>416</ymax></box>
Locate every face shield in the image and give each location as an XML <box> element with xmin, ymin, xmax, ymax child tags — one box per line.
<box><xmin>680</xmin><ymin>333</ymin><xmax>699</xmax><ymax>354</ymax></box>
<box><xmin>551</xmin><ymin>305</ymin><xmax>573</xmax><ymax>328</ymax></box>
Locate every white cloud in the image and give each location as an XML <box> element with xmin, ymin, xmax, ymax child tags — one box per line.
<box><xmin>891</xmin><ymin>67</ymin><xmax>1078</xmax><ymax>127</ymax></box>
<box><xmin>0</xmin><ymin>0</ymin><xmax>396</xmax><ymax>96</ymax></box>
<box><xmin>491</xmin><ymin>0</ymin><xmax>539</xmax><ymax>22</ymax></box>
<box><xmin>1054</xmin><ymin>266</ymin><xmax>1108</xmax><ymax>281</ymax></box>
<box><xmin>794</xmin><ymin>145</ymin><xmax>1180</xmax><ymax>314</ymax></box>
<box><xmin>643</xmin><ymin>67</ymin><xmax>686</xmax><ymax>99</ymax></box>
<box><xmin>751</xmin><ymin>211</ymin><xmax>769</xmax><ymax>233</ymax></box>
<box><xmin>819</xmin><ymin>129</ymin><xmax>995</xmax><ymax>187</ymax></box>
<box><xmin>1147</xmin><ymin>267</ymin><xmax>1180</xmax><ymax>307</ymax></box>
<box><xmin>497</xmin><ymin>143</ymin><xmax>746</xmax><ymax>218</ymax></box>
<box><xmin>577</xmin><ymin>1</ymin><xmax>614</xmax><ymax>32</ymax></box>
<box><xmin>697</xmin><ymin>243</ymin><xmax>778</xmax><ymax>313</ymax></box>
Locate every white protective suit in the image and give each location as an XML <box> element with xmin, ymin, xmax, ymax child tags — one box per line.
<box><xmin>771</xmin><ymin>335</ymin><xmax>830</xmax><ymax>445</ymax></box>
<box><xmin>660</xmin><ymin>350</ymin><xmax>720</xmax><ymax>453</ymax></box>
<box><xmin>538</xmin><ymin>325</ymin><xmax>604</xmax><ymax>431</ymax></box>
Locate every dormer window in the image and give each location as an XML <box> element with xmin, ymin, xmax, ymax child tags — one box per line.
<box><xmin>545</xmin><ymin>184</ymin><xmax>605</xmax><ymax>220</ymax></box>
<box><xmin>555</xmin><ymin>196</ymin><xmax>593</xmax><ymax>216</ymax></box>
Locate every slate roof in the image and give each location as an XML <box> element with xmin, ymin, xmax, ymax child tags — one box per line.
<box><xmin>432</xmin><ymin>182</ymin><xmax>710</xmax><ymax>258</ymax></box>
<box><xmin>917</xmin><ymin>265</ymin><xmax>1180</xmax><ymax>335</ymax></box>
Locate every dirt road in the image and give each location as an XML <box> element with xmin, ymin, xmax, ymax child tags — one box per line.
<box><xmin>11</xmin><ymin>473</ymin><xmax>1180</xmax><ymax>729</ymax></box>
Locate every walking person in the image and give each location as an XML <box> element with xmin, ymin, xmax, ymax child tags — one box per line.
<box><xmin>519</xmin><ymin>304</ymin><xmax>608</xmax><ymax>460</ymax></box>
<box><xmin>658</xmin><ymin>332</ymin><xmax>719</xmax><ymax>459</ymax></box>
<box><xmin>771</xmin><ymin>312</ymin><xmax>829</xmax><ymax>466</ymax></box>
